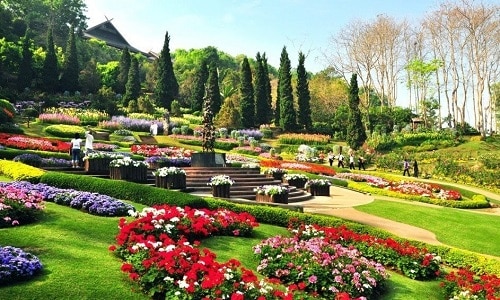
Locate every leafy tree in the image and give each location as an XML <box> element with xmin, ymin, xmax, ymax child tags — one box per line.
<box><xmin>262</xmin><ymin>53</ymin><xmax>273</xmax><ymax>124</ymax></box>
<box><xmin>254</xmin><ymin>52</ymin><xmax>270</xmax><ymax>127</ymax></box>
<box><xmin>137</xmin><ymin>95</ymin><xmax>155</xmax><ymax>114</ymax></box>
<box><xmin>214</xmin><ymin>96</ymin><xmax>241</xmax><ymax>130</ymax></box>
<box><xmin>17</xmin><ymin>30</ymin><xmax>33</xmax><ymax>91</ymax></box>
<box><xmin>60</xmin><ymin>26</ymin><xmax>79</xmax><ymax>92</ymax></box>
<box><xmin>96</xmin><ymin>61</ymin><xmax>119</xmax><ymax>89</ymax></box>
<box><xmin>91</xmin><ymin>86</ymin><xmax>118</xmax><ymax>116</ymax></box>
<box><xmin>116</xmin><ymin>48</ymin><xmax>131</xmax><ymax>94</ymax></box>
<box><xmin>309</xmin><ymin>70</ymin><xmax>348</xmax><ymax>123</ymax></box>
<box><xmin>191</xmin><ymin>58</ymin><xmax>209</xmax><ymax>112</ymax></box>
<box><xmin>296</xmin><ymin>52</ymin><xmax>312</xmax><ymax>130</ymax></box>
<box><xmin>239</xmin><ymin>57</ymin><xmax>255</xmax><ymax>128</ymax></box>
<box><xmin>127</xmin><ymin>99</ymin><xmax>139</xmax><ymax>113</ymax></box>
<box><xmin>346</xmin><ymin>73</ymin><xmax>367</xmax><ymax>149</ymax></box>
<box><xmin>154</xmin><ymin>31</ymin><xmax>179</xmax><ymax>110</ymax></box>
<box><xmin>41</xmin><ymin>28</ymin><xmax>59</xmax><ymax>93</ymax></box>
<box><xmin>278</xmin><ymin>46</ymin><xmax>296</xmax><ymax>131</ymax></box>
<box><xmin>123</xmin><ymin>56</ymin><xmax>141</xmax><ymax>106</ymax></box>
<box><xmin>206</xmin><ymin>63</ymin><xmax>221</xmax><ymax>115</ymax></box>
<box><xmin>79</xmin><ymin>58</ymin><xmax>101</xmax><ymax>94</ymax></box>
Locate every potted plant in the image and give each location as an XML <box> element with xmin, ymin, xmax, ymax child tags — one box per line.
<box><xmin>263</xmin><ymin>167</ymin><xmax>287</xmax><ymax>181</ymax></box>
<box><xmin>152</xmin><ymin>167</ymin><xmax>186</xmax><ymax>189</ymax></box>
<box><xmin>254</xmin><ymin>185</ymin><xmax>289</xmax><ymax>204</ymax></box>
<box><xmin>283</xmin><ymin>173</ymin><xmax>309</xmax><ymax>189</ymax></box>
<box><xmin>207</xmin><ymin>175</ymin><xmax>235</xmax><ymax>198</ymax></box>
<box><xmin>83</xmin><ymin>152</ymin><xmax>125</xmax><ymax>174</ymax></box>
<box><xmin>305</xmin><ymin>179</ymin><xmax>331</xmax><ymax>196</ymax></box>
<box><xmin>109</xmin><ymin>157</ymin><xmax>149</xmax><ymax>183</ymax></box>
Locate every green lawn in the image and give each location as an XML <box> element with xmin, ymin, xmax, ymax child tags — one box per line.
<box><xmin>356</xmin><ymin>200</ymin><xmax>500</xmax><ymax>257</ymax></box>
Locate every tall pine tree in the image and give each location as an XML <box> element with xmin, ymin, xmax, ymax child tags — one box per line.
<box><xmin>191</xmin><ymin>58</ymin><xmax>209</xmax><ymax>112</ymax></box>
<box><xmin>206</xmin><ymin>63</ymin><xmax>222</xmax><ymax>116</ymax></box>
<box><xmin>239</xmin><ymin>57</ymin><xmax>255</xmax><ymax>128</ymax></box>
<box><xmin>154</xmin><ymin>31</ymin><xmax>179</xmax><ymax>110</ymax></box>
<box><xmin>296</xmin><ymin>52</ymin><xmax>312</xmax><ymax>131</ymax></box>
<box><xmin>123</xmin><ymin>56</ymin><xmax>141</xmax><ymax>107</ymax></box>
<box><xmin>60</xmin><ymin>26</ymin><xmax>79</xmax><ymax>92</ymax></box>
<box><xmin>278</xmin><ymin>47</ymin><xmax>296</xmax><ymax>131</ymax></box>
<box><xmin>41</xmin><ymin>28</ymin><xmax>59</xmax><ymax>93</ymax></box>
<box><xmin>254</xmin><ymin>52</ymin><xmax>270</xmax><ymax>126</ymax></box>
<box><xmin>346</xmin><ymin>73</ymin><xmax>367</xmax><ymax>149</ymax></box>
<box><xmin>262</xmin><ymin>53</ymin><xmax>273</xmax><ymax>124</ymax></box>
<box><xmin>17</xmin><ymin>30</ymin><xmax>33</xmax><ymax>91</ymax></box>
<box><xmin>116</xmin><ymin>48</ymin><xmax>131</xmax><ymax>94</ymax></box>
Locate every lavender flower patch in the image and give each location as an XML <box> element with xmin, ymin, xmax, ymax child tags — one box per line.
<box><xmin>41</xmin><ymin>157</ymin><xmax>72</xmax><ymax>167</ymax></box>
<box><xmin>0</xmin><ymin>246</ymin><xmax>43</xmax><ymax>285</ymax></box>
<box><xmin>111</xmin><ymin>116</ymin><xmax>164</xmax><ymax>133</ymax></box>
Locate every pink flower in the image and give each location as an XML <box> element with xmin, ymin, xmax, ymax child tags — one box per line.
<box><xmin>308</xmin><ymin>275</ymin><xmax>317</xmax><ymax>284</ymax></box>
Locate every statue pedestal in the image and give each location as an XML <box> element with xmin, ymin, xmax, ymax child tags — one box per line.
<box><xmin>191</xmin><ymin>153</ymin><xmax>226</xmax><ymax>167</ymax></box>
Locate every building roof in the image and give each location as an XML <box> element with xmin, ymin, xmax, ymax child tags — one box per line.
<box><xmin>83</xmin><ymin>19</ymin><xmax>154</xmax><ymax>58</ymax></box>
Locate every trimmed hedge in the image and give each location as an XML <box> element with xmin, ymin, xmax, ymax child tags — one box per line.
<box><xmin>0</xmin><ymin>149</ymin><xmax>71</xmax><ymax>160</ymax></box>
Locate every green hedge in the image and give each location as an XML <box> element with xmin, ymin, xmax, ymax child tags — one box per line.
<box><xmin>43</xmin><ymin>124</ymin><xmax>86</xmax><ymax>138</ymax></box>
<box><xmin>0</xmin><ymin>149</ymin><xmax>70</xmax><ymax>160</ymax></box>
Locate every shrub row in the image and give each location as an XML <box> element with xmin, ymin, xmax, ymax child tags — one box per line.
<box><xmin>0</xmin><ymin>149</ymin><xmax>70</xmax><ymax>160</ymax></box>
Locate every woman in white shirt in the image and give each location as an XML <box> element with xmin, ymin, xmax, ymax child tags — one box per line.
<box><xmin>84</xmin><ymin>128</ymin><xmax>94</xmax><ymax>155</ymax></box>
<box><xmin>70</xmin><ymin>133</ymin><xmax>82</xmax><ymax>168</ymax></box>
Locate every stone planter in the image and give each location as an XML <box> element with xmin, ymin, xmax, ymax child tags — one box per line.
<box><xmin>109</xmin><ymin>166</ymin><xmax>148</xmax><ymax>183</ymax></box>
<box><xmin>255</xmin><ymin>193</ymin><xmax>288</xmax><ymax>204</ymax></box>
<box><xmin>211</xmin><ymin>184</ymin><xmax>231</xmax><ymax>198</ymax></box>
<box><xmin>191</xmin><ymin>152</ymin><xmax>226</xmax><ymax>167</ymax></box>
<box><xmin>284</xmin><ymin>178</ymin><xmax>307</xmax><ymax>189</ymax></box>
<box><xmin>85</xmin><ymin>158</ymin><xmax>112</xmax><ymax>174</ymax></box>
<box><xmin>307</xmin><ymin>185</ymin><xmax>330</xmax><ymax>196</ymax></box>
<box><xmin>155</xmin><ymin>174</ymin><xmax>186</xmax><ymax>190</ymax></box>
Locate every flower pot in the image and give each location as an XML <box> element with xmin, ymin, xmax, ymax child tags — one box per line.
<box><xmin>155</xmin><ymin>174</ymin><xmax>186</xmax><ymax>189</ymax></box>
<box><xmin>85</xmin><ymin>158</ymin><xmax>112</xmax><ymax>174</ymax></box>
<box><xmin>211</xmin><ymin>184</ymin><xmax>231</xmax><ymax>198</ymax></box>
<box><xmin>285</xmin><ymin>178</ymin><xmax>307</xmax><ymax>189</ymax></box>
<box><xmin>307</xmin><ymin>185</ymin><xmax>330</xmax><ymax>196</ymax></box>
<box><xmin>266</xmin><ymin>173</ymin><xmax>284</xmax><ymax>181</ymax></box>
<box><xmin>110</xmin><ymin>166</ymin><xmax>148</xmax><ymax>183</ymax></box>
<box><xmin>256</xmin><ymin>193</ymin><xmax>288</xmax><ymax>204</ymax></box>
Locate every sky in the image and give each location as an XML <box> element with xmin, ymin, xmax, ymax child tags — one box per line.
<box><xmin>84</xmin><ymin>0</ymin><xmax>444</xmax><ymax>73</ymax></box>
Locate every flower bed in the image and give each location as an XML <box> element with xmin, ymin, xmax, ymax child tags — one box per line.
<box><xmin>0</xmin><ymin>246</ymin><xmax>43</xmax><ymax>285</ymax></box>
<box><xmin>0</xmin><ymin>184</ymin><xmax>45</xmax><ymax>227</ymax></box>
<box><xmin>260</xmin><ymin>159</ymin><xmax>336</xmax><ymax>176</ymax></box>
<box><xmin>0</xmin><ymin>133</ymin><xmax>70</xmax><ymax>152</ymax></box>
<box><xmin>441</xmin><ymin>268</ymin><xmax>500</xmax><ymax>300</ymax></box>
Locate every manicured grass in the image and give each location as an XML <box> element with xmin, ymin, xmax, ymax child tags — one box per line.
<box><xmin>356</xmin><ymin>200</ymin><xmax>500</xmax><ymax>257</ymax></box>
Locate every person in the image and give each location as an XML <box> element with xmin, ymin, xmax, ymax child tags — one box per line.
<box><xmin>413</xmin><ymin>160</ymin><xmax>419</xmax><ymax>177</ymax></box>
<box><xmin>70</xmin><ymin>133</ymin><xmax>82</xmax><ymax>168</ymax></box>
<box><xmin>150</xmin><ymin>122</ymin><xmax>158</xmax><ymax>136</ymax></box>
<box><xmin>403</xmin><ymin>159</ymin><xmax>410</xmax><ymax>176</ymax></box>
<box><xmin>84</xmin><ymin>127</ymin><xmax>94</xmax><ymax>155</ymax></box>
<box><xmin>163</xmin><ymin>110</ymin><xmax>170</xmax><ymax>135</ymax></box>
<box><xmin>327</xmin><ymin>151</ymin><xmax>334</xmax><ymax>167</ymax></box>
<box><xmin>358</xmin><ymin>156</ymin><xmax>366</xmax><ymax>170</ymax></box>
<box><xmin>349</xmin><ymin>154</ymin><xmax>355</xmax><ymax>169</ymax></box>
<box><xmin>338</xmin><ymin>153</ymin><xmax>345</xmax><ymax>168</ymax></box>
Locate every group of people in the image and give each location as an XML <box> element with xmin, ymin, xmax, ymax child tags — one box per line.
<box><xmin>69</xmin><ymin>126</ymin><xmax>94</xmax><ymax>168</ymax></box>
<box><xmin>403</xmin><ymin>159</ymin><xmax>419</xmax><ymax>177</ymax></box>
<box><xmin>327</xmin><ymin>151</ymin><xmax>366</xmax><ymax>170</ymax></box>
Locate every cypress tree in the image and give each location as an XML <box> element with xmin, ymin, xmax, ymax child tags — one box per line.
<box><xmin>278</xmin><ymin>46</ymin><xmax>296</xmax><ymax>131</ymax></box>
<box><xmin>116</xmin><ymin>48</ymin><xmax>131</xmax><ymax>94</ymax></box>
<box><xmin>254</xmin><ymin>52</ymin><xmax>269</xmax><ymax>126</ymax></box>
<box><xmin>191</xmin><ymin>58</ymin><xmax>209</xmax><ymax>112</ymax></box>
<box><xmin>296</xmin><ymin>52</ymin><xmax>312</xmax><ymax>131</ymax></box>
<box><xmin>123</xmin><ymin>56</ymin><xmax>141</xmax><ymax>107</ymax></box>
<box><xmin>206</xmin><ymin>63</ymin><xmax>222</xmax><ymax>115</ymax></box>
<box><xmin>60</xmin><ymin>26</ymin><xmax>79</xmax><ymax>92</ymax></box>
<box><xmin>154</xmin><ymin>31</ymin><xmax>179</xmax><ymax>110</ymax></box>
<box><xmin>41</xmin><ymin>28</ymin><xmax>59</xmax><ymax>93</ymax></box>
<box><xmin>262</xmin><ymin>53</ymin><xmax>273</xmax><ymax>124</ymax></box>
<box><xmin>346</xmin><ymin>73</ymin><xmax>367</xmax><ymax>149</ymax></box>
<box><xmin>239</xmin><ymin>57</ymin><xmax>255</xmax><ymax>128</ymax></box>
<box><xmin>17</xmin><ymin>30</ymin><xmax>33</xmax><ymax>91</ymax></box>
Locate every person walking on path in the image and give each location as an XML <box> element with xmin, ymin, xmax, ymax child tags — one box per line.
<box><xmin>349</xmin><ymin>154</ymin><xmax>355</xmax><ymax>169</ymax></box>
<box><xmin>403</xmin><ymin>159</ymin><xmax>411</xmax><ymax>176</ymax></box>
<box><xmin>328</xmin><ymin>151</ymin><xmax>334</xmax><ymax>167</ymax></box>
<box><xmin>70</xmin><ymin>133</ymin><xmax>82</xmax><ymax>168</ymax></box>
<box><xmin>358</xmin><ymin>156</ymin><xmax>366</xmax><ymax>170</ymax></box>
<box><xmin>413</xmin><ymin>160</ymin><xmax>419</xmax><ymax>177</ymax></box>
<box><xmin>338</xmin><ymin>153</ymin><xmax>345</xmax><ymax>168</ymax></box>
<box><xmin>84</xmin><ymin>126</ymin><xmax>94</xmax><ymax>155</ymax></box>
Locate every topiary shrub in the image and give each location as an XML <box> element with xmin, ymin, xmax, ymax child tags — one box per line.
<box><xmin>43</xmin><ymin>124</ymin><xmax>85</xmax><ymax>138</ymax></box>
<box><xmin>0</xmin><ymin>99</ymin><xmax>16</xmax><ymax>124</ymax></box>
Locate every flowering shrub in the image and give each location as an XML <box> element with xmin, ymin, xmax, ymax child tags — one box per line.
<box><xmin>152</xmin><ymin>167</ymin><xmax>186</xmax><ymax>177</ymax></box>
<box><xmin>207</xmin><ymin>175</ymin><xmax>235</xmax><ymax>186</ymax></box>
<box><xmin>0</xmin><ymin>184</ymin><xmax>45</xmax><ymax>227</ymax></box>
<box><xmin>254</xmin><ymin>236</ymin><xmax>388</xmax><ymax>299</ymax></box>
<box><xmin>0</xmin><ymin>246</ymin><xmax>43</xmax><ymax>285</ymax></box>
<box><xmin>254</xmin><ymin>185</ymin><xmax>289</xmax><ymax>195</ymax></box>
<box><xmin>109</xmin><ymin>157</ymin><xmax>148</xmax><ymax>168</ymax></box>
<box><xmin>283</xmin><ymin>173</ymin><xmax>309</xmax><ymax>181</ymax></box>
<box><xmin>304</xmin><ymin>179</ymin><xmax>331</xmax><ymax>188</ymax></box>
<box><xmin>13</xmin><ymin>153</ymin><xmax>43</xmax><ymax>167</ymax></box>
<box><xmin>441</xmin><ymin>268</ymin><xmax>500</xmax><ymax>300</ymax></box>
<box><xmin>38</xmin><ymin>113</ymin><xmax>80</xmax><ymax>125</ymax></box>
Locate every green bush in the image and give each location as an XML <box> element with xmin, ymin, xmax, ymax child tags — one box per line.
<box><xmin>44</xmin><ymin>124</ymin><xmax>85</xmax><ymax>138</ymax></box>
<box><xmin>0</xmin><ymin>123</ymin><xmax>24</xmax><ymax>134</ymax></box>
<box><xmin>0</xmin><ymin>149</ymin><xmax>70</xmax><ymax>160</ymax></box>
<box><xmin>261</xmin><ymin>129</ymin><xmax>273</xmax><ymax>139</ymax></box>
<box><xmin>0</xmin><ymin>98</ymin><xmax>16</xmax><ymax>123</ymax></box>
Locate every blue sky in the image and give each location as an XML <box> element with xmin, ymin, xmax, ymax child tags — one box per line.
<box><xmin>85</xmin><ymin>0</ymin><xmax>443</xmax><ymax>73</ymax></box>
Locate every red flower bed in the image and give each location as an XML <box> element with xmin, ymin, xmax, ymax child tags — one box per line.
<box><xmin>130</xmin><ymin>144</ymin><xmax>195</xmax><ymax>158</ymax></box>
<box><xmin>260</xmin><ymin>159</ymin><xmax>336</xmax><ymax>176</ymax></box>
<box><xmin>441</xmin><ymin>268</ymin><xmax>500</xmax><ymax>299</ymax></box>
<box><xmin>0</xmin><ymin>133</ymin><xmax>70</xmax><ymax>152</ymax></box>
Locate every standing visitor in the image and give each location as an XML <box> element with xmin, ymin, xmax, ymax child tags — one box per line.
<box><xmin>403</xmin><ymin>159</ymin><xmax>410</xmax><ymax>176</ymax></box>
<box><xmin>349</xmin><ymin>154</ymin><xmax>355</xmax><ymax>169</ymax></box>
<box><xmin>358</xmin><ymin>156</ymin><xmax>366</xmax><ymax>170</ymax></box>
<box><xmin>327</xmin><ymin>151</ymin><xmax>334</xmax><ymax>167</ymax></box>
<box><xmin>413</xmin><ymin>160</ymin><xmax>419</xmax><ymax>177</ymax></box>
<box><xmin>150</xmin><ymin>122</ymin><xmax>158</xmax><ymax>136</ymax></box>
<box><xmin>338</xmin><ymin>153</ymin><xmax>345</xmax><ymax>168</ymax></box>
<box><xmin>70</xmin><ymin>133</ymin><xmax>82</xmax><ymax>168</ymax></box>
<box><xmin>84</xmin><ymin>126</ymin><xmax>94</xmax><ymax>155</ymax></box>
